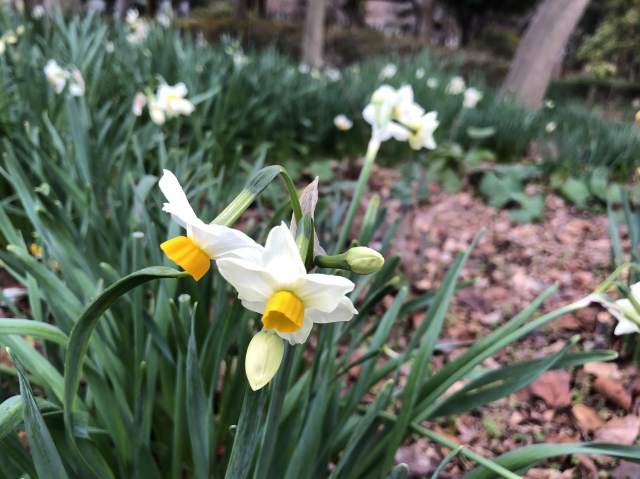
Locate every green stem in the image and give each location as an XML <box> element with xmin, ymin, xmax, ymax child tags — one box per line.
<box><xmin>359</xmin><ymin>407</ymin><xmax>522</xmax><ymax>479</ymax></box>
<box><xmin>593</xmin><ymin>262</ymin><xmax>640</xmax><ymax>294</ymax></box>
<box><xmin>212</xmin><ymin>166</ymin><xmax>302</xmax><ymax>228</ymax></box>
<box><xmin>333</xmin><ymin>139</ymin><xmax>380</xmax><ymax>254</ymax></box>
<box><xmin>253</xmin><ymin>344</ymin><xmax>295</xmax><ymax>479</ymax></box>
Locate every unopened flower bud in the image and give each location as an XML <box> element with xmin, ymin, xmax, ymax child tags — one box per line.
<box><xmin>245</xmin><ymin>330</ymin><xmax>284</xmax><ymax>391</ymax></box>
<box><xmin>346</xmin><ymin>247</ymin><xmax>385</xmax><ymax>275</ymax></box>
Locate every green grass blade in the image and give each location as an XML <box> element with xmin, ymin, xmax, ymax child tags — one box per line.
<box><xmin>0</xmin><ymin>396</ymin><xmax>22</xmax><ymax>441</ymax></box>
<box><xmin>9</xmin><ymin>349</ymin><xmax>69</xmax><ymax>479</ymax></box>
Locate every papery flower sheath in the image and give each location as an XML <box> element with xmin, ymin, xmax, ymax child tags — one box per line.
<box><xmin>159</xmin><ymin>170</ymin><xmax>263</xmax><ymax>280</ymax></box>
<box><xmin>217</xmin><ymin>223</ymin><xmax>357</xmax><ymax>344</ymax></box>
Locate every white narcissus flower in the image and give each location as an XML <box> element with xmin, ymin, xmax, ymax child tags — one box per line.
<box><xmin>362</xmin><ymin>85</ymin><xmax>423</xmax><ymax>143</ymax></box>
<box><xmin>69</xmin><ymin>68</ymin><xmax>85</xmax><ymax>97</ymax></box>
<box><xmin>298</xmin><ymin>63</ymin><xmax>310</xmax><ymax>74</ymax></box>
<box><xmin>325</xmin><ymin>67</ymin><xmax>340</xmax><ymax>82</ymax></box>
<box><xmin>156</xmin><ymin>12</ymin><xmax>171</xmax><ymax>28</ymax></box>
<box><xmin>4</xmin><ymin>31</ymin><xmax>17</xmax><ymax>44</ymax></box>
<box><xmin>426</xmin><ymin>77</ymin><xmax>438</xmax><ymax>89</ymax></box>
<box><xmin>545</xmin><ymin>121</ymin><xmax>557</xmax><ymax>133</ymax></box>
<box><xmin>149</xmin><ymin>99</ymin><xmax>166</xmax><ymax>125</ymax></box>
<box><xmin>462</xmin><ymin>87</ymin><xmax>483</xmax><ymax>108</ymax></box>
<box><xmin>379</xmin><ymin>63</ymin><xmax>397</xmax><ymax>79</ymax></box>
<box><xmin>126</xmin><ymin>8</ymin><xmax>139</xmax><ymax>26</ymax></box>
<box><xmin>445</xmin><ymin>76</ymin><xmax>465</xmax><ymax>95</ymax></box>
<box><xmin>217</xmin><ymin>223</ymin><xmax>357</xmax><ymax>345</ymax></box>
<box><xmin>105</xmin><ymin>41</ymin><xmax>114</xmax><ymax>53</ymax></box>
<box><xmin>156</xmin><ymin>83</ymin><xmax>195</xmax><ymax>118</ymax></box>
<box><xmin>407</xmin><ymin>111</ymin><xmax>439</xmax><ymax>150</ymax></box>
<box><xmin>159</xmin><ymin>170</ymin><xmax>264</xmax><ymax>280</ymax></box>
<box><xmin>416</xmin><ymin>67</ymin><xmax>425</xmax><ymax>79</ymax></box>
<box><xmin>233</xmin><ymin>53</ymin><xmax>249</xmax><ymax>66</ymax></box>
<box><xmin>16</xmin><ymin>25</ymin><xmax>25</xmax><ymax>36</ymax></box>
<box><xmin>334</xmin><ymin>114</ymin><xmax>353</xmax><ymax>131</ymax></box>
<box><xmin>132</xmin><ymin>92</ymin><xmax>147</xmax><ymax>116</ymax></box>
<box><xmin>576</xmin><ymin>291</ymin><xmax>640</xmax><ymax>336</ymax></box>
<box><xmin>32</xmin><ymin>5</ymin><xmax>45</xmax><ymax>18</ymax></box>
<box><xmin>44</xmin><ymin>59</ymin><xmax>68</xmax><ymax>94</ymax></box>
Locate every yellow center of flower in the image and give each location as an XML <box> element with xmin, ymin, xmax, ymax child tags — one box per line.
<box><xmin>160</xmin><ymin>236</ymin><xmax>210</xmax><ymax>281</ymax></box>
<box><xmin>262</xmin><ymin>291</ymin><xmax>304</xmax><ymax>333</ymax></box>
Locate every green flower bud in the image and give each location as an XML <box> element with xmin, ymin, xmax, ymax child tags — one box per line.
<box><xmin>345</xmin><ymin>247</ymin><xmax>384</xmax><ymax>275</ymax></box>
<box><xmin>245</xmin><ymin>329</ymin><xmax>284</xmax><ymax>391</ymax></box>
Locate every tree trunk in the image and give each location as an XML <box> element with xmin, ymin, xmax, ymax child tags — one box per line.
<box><xmin>499</xmin><ymin>0</ymin><xmax>590</xmax><ymax>107</ymax></box>
<box><xmin>234</xmin><ymin>0</ymin><xmax>246</xmax><ymax>19</ymax></box>
<box><xmin>416</xmin><ymin>0</ymin><xmax>435</xmax><ymax>42</ymax></box>
<box><xmin>301</xmin><ymin>0</ymin><xmax>326</xmax><ymax>68</ymax></box>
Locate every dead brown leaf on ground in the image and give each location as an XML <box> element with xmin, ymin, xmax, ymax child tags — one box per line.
<box><xmin>572</xmin><ymin>404</ymin><xmax>605</xmax><ymax>434</ymax></box>
<box><xmin>593</xmin><ymin>415</ymin><xmax>640</xmax><ymax>443</ymax></box>
<box><xmin>612</xmin><ymin>461</ymin><xmax>640</xmax><ymax>479</ymax></box>
<box><xmin>528</xmin><ymin>370</ymin><xmax>571</xmax><ymax>409</ymax></box>
<box><xmin>592</xmin><ymin>376</ymin><xmax>632</xmax><ymax>411</ymax></box>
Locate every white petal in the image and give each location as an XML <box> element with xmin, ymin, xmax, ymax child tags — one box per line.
<box><xmin>159</xmin><ymin>170</ymin><xmax>200</xmax><ymax>228</ymax></box>
<box><xmin>294</xmin><ymin>274</ymin><xmax>354</xmax><ymax>312</ymax></box>
<box><xmin>305</xmin><ymin>297</ymin><xmax>357</xmax><ymax>324</ymax></box>
<box><xmin>388</xmin><ymin>122</ymin><xmax>410</xmax><ymax>141</ymax></box>
<box><xmin>261</xmin><ymin>223</ymin><xmax>306</xmax><ymax>284</ymax></box>
<box><xmin>277</xmin><ymin>316</ymin><xmax>314</xmax><ymax>345</ymax></box>
<box><xmin>362</xmin><ymin>104</ymin><xmax>376</xmax><ymax>125</ymax></box>
<box><xmin>240</xmin><ymin>298</ymin><xmax>268</xmax><ymax>315</ymax></box>
<box><xmin>172</xmin><ymin>82</ymin><xmax>188</xmax><ymax>97</ymax></box>
<box><xmin>189</xmin><ymin>223</ymin><xmax>264</xmax><ymax>262</ymax></box>
<box><xmin>216</xmin><ymin>258</ymin><xmax>276</xmax><ymax>302</ymax></box>
<box><xmin>614</xmin><ymin>318</ymin><xmax>640</xmax><ymax>335</ymax></box>
<box><xmin>630</xmin><ymin>282</ymin><xmax>640</xmax><ymax>300</ymax></box>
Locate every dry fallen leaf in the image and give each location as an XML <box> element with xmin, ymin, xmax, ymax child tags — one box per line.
<box><xmin>611</xmin><ymin>461</ymin><xmax>640</xmax><ymax>479</ymax></box>
<box><xmin>594</xmin><ymin>415</ymin><xmax>640</xmax><ymax>444</ymax></box>
<box><xmin>526</xmin><ymin>468</ymin><xmax>563</xmax><ymax>479</ymax></box>
<box><xmin>528</xmin><ymin>370</ymin><xmax>571</xmax><ymax>409</ymax></box>
<box><xmin>583</xmin><ymin>361</ymin><xmax>622</xmax><ymax>381</ymax></box>
<box><xmin>592</xmin><ymin>376</ymin><xmax>632</xmax><ymax>411</ymax></box>
<box><xmin>572</xmin><ymin>404</ymin><xmax>605</xmax><ymax>434</ymax></box>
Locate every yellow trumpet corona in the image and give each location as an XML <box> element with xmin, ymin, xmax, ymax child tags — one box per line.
<box><xmin>262</xmin><ymin>291</ymin><xmax>304</xmax><ymax>333</ymax></box>
<box><xmin>160</xmin><ymin>236</ymin><xmax>210</xmax><ymax>281</ymax></box>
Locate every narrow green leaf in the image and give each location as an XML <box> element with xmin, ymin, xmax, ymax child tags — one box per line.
<box><xmin>0</xmin><ymin>396</ymin><xmax>22</xmax><ymax>441</ymax></box>
<box><xmin>9</xmin><ymin>349</ymin><xmax>69</xmax><ymax>479</ymax></box>
<box><xmin>226</xmin><ymin>387</ymin><xmax>267</xmax><ymax>479</ymax></box>
<box><xmin>0</xmin><ymin>319</ymin><xmax>68</xmax><ymax>346</ymax></box>
<box><xmin>63</xmin><ymin>267</ymin><xmax>188</xmax><ymax>477</ymax></box>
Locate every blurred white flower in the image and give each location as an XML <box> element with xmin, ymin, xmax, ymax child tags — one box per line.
<box><xmin>0</xmin><ymin>42</ymin><xmax>5</xmax><ymax>55</ymax></box>
<box><xmin>156</xmin><ymin>12</ymin><xmax>171</xmax><ymax>28</ymax></box>
<box><xmin>310</xmin><ymin>68</ymin><xmax>321</xmax><ymax>80</ymax></box>
<box><xmin>445</xmin><ymin>76</ymin><xmax>465</xmax><ymax>95</ymax></box>
<box><xmin>379</xmin><ymin>63</ymin><xmax>397</xmax><ymax>79</ymax></box>
<box><xmin>127</xmin><ymin>33</ymin><xmax>141</xmax><ymax>44</ymax></box>
<box><xmin>233</xmin><ymin>53</ymin><xmax>249</xmax><ymax>66</ymax></box>
<box><xmin>149</xmin><ymin>99</ymin><xmax>166</xmax><ymax>125</ymax></box>
<box><xmin>325</xmin><ymin>67</ymin><xmax>340</xmax><ymax>82</ymax></box>
<box><xmin>156</xmin><ymin>82</ymin><xmax>195</xmax><ymax>118</ymax></box>
<box><xmin>462</xmin><ymin>87</ymin><xmax>483</xmax><ymax>108</ymax></box>
<box><xmin>16</xmin><ymin>25</ymin><xmax>24</xmax><ymax>36</ymax></box>
<box><xmin>587</xmin><ymin>285</ymin><xmax>640</xmax><ymax>335</ymax></box>
<box><xmin>545</xmin><ymin>99</ymin><xmax>555</xmax><ymax>109</ymax></box>
<box><xmin>333</xmin><ymin>114</ymin><xmax>353</xmax><ymax>131</ymax></box>
<box><xmin>298</xmin><ymin>63</ymin><xmax>310</xmax><ymax>74</ymax></box>
<box><xmin>407</xmin><ymin>111</ymin><xmax>439</xmax><ymax>150</ymax></box>
<box><xmin>44</xmin><ymin>59</ymin><xmax>68</xmax><ymax>94</ymax></box>
<box><xmin>4</xmin><ymin>31</ymin><xmax>17</xmax><ymax>44</ymax></box>
<box><xmin>132</xmin><ymin>92</ymin><xmax>148</xmax><ymax>116</ymax></box>
<box><xmin>32</xmin><ymin>5</ymin><xmax>45</xmax><ymax>18</ymax></box>
<box><xmin>415</xmin><ymin>67</ymin><xmax>425</xmax><ymax>79</ymax></box>
<box><xmin>126</xmin><ymin>8</ymin><xmax>139</xmax><ymax>26</ymax></box>
<box><xmin>105</xmin><ymin>41</ymin><xmax>114</xmax><ymax>53</ymax></box>
<box><xmin>426</xmin><ymin>77</ymin><xmax>438</xmax><ymax>89</ymax></box>
<box><xmin>545</xmin><ymin>121</ymin><xmax>557</xmax><ymax>133</ymax></box>
<box><xmin>363</xmin><ymin>85</ymin><xmax>424</xmax><ymax>143</ymax></box>
<box><xmin>68</xmin><ymin>68</ymin><xmax>85</xmax><ymax>97</ymax></box>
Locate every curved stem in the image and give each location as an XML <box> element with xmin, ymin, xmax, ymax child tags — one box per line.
<box><xmin>212</xmin><ymin>166</ymin><xmax>303</xmax><ymax>227</ymax></box>
<box><xmin>333</xmin><ymin>138</ymin><xmax>380</xmax><ymax>254</ymax></box>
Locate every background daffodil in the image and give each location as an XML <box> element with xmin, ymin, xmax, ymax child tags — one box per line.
<box><xmin>217</xmin><ymin>223</ymin><xmax>357</xmax><ymax>344</ymax></box>
<box><xmin>159</xmin><ymin>169</ymin><xmax>264</xmax><ymax>280</ymax></box>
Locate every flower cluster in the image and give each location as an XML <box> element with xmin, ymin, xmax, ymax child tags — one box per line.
<box><xmin>44</xmin><ymin>60</ymin><xmax>85</xmax><ymax>96</ymax></box>
<box><xmin>157</xmin><ymin>168</ymin><xmax>384</xmax><ymax>389</ymax></box>
<box><xmin>125</xmin><ymin>9</ymin><xmax>149</xmax><ymax>44</ymax></box>
<box><xmin>363</xmin><ymin>85</ymin><xmax>439</xmax><ymax>150</ymax></box>
<box><xmin>132</xmin><ymin>83</ymin><xmax>195</xmax><ymax>125</ymax></box>
<box><xmin>32</xmin><ymin>4</ymin><xmax>45</xmax><ymax>18</ymax></box>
